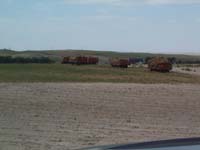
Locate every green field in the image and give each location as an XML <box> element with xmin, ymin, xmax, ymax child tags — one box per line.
<box><xmin>0</xmin><ymin>64</ymin><xmax>200</xmax><ymax>83</ymax></box>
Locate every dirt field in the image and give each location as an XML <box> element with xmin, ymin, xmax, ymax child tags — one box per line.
<box><xmin>0</xmin><ymin>83</ymin><xmax>200</xmax><ymax>150</ymax></box>
<box><xmin>173</xmin><ymin>67</ymin><xmax>200</xmax><ymax>76</ymax></box>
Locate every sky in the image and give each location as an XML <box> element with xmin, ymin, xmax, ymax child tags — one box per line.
<box><xmin>0</xmin><ymin>0</ymin><xmax>200</xmax><ymax>54</ymax></box>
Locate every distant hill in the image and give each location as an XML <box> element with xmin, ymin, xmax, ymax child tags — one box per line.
<box><xmin>0</xmin><ymin>49</ymin><xmax>200</xmax><ymax>64</ymax></box>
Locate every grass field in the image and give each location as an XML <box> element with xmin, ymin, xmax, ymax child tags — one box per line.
<box><xmin>0</xmin><ymin>64</ymin><xmax>200</xmax><ymax>83</ymax></box>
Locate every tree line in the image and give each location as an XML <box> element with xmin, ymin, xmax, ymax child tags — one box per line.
<box><xmin>0</xmin><ymin>56</ymin><xmax>54</xmax><ymax>64</ymax></box>
<box><xmin>176</xmin><ymin>59</ymin><xmax>200</xmax><ymax>64</ymax></box>
<box><xmin>145</xmin><ymin>57</ymin><xmax>200</xmax><ymax>64</ymax></box>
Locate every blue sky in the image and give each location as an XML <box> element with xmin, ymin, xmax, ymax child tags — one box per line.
<box><xmin>0</xmin><ymin>0</ymin><xmax>200</xmax><ymax>53</ymax></box>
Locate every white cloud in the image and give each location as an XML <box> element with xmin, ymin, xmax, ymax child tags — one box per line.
<box><xmin>63</xmin><ymin>0</ymin><xmax>200</xmax><ymax>5</ymax></box>
<box><xmin>5</xmin><ymin>0</ymin><xmax>14</xmax><ymax>4</ymax></box>
<box><xmin>145</xmin><ymin>0</ymin><xmax>200</xmax><ymax>5</ymax></box>
<box><xmin>197</xmin><ymin>18</ymin><xmax>200</xmax><ymax>23</ymax></box>
<box><xmin>82</xmin><ymin>14</ymin><xmax>137</xmax><ymax>22</ymax></box>
<box><xmin>64</xmin><ymin>0</ymin><xmax>120</xmax><ymax>5</ymax></box>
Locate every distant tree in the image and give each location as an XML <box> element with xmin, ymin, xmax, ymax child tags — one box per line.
<box><xmin>145</xmin><ymin>57</ymin><xmax>153</xmax><ymax>64</ymax></box>
<box><xmin>167</xmin><ymin>57</ymin><xmax>176</xmax><ymax>64</ymax></box>
<box><xmin>0</xmin><ymin>56</ymin><xmax>54</xmax><ymax>64</ymax></box>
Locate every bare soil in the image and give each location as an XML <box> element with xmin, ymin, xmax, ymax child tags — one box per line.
<box><xmin>173</xmin><ymin>67</ymin><xmax>200</xmax><ymax>76</ymax></box>
<box><xmin>0</xmin><ymin>83</ymin><xmax>200</xmax><ymax>150</ymax></box>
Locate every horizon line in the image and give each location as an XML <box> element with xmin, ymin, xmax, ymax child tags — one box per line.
<box><xmin>0</xmin><ymin>48</ymin><xmax>200</xmax><ymax>56</ymax></box>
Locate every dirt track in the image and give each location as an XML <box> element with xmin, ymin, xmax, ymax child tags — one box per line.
<box><xmin>0</xmin><ymin>83</ymin><xmax>200</xmax><ymax>150</ymax></box>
